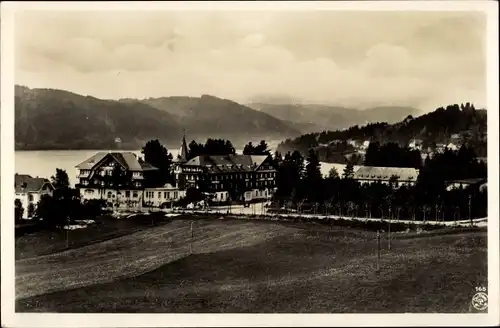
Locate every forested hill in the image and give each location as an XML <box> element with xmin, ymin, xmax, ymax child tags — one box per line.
<box><xmin>276</xmin><ymin>103</ymin><xmax>487</xmax><ymax>158</ymax></box>
<box><xmin>15</xmin><ymin>86</ymin><xmax>183</xmax><ymax>150</ymax></box>
<box><xmin>129</xmin><ymin>94</ymin><xmax>301</xmax><ymax>144</ymax></box>
<box><xmin>15</xmin><ymin>86</ymin><xmax>301</xmax><ymax>151</ymax></box>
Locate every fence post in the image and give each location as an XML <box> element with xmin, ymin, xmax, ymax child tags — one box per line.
<box><xmin>190</xmin><ymin>221</ymin><xmax>194</xmax><ymax>255</ymax></box>
<box><xmin>388</xmin><ymin>217</ymin><xmax>391</xmax><ymax>250</ymax></box>
<box><xmin>377</xmin><ymin>230</ymin><xmax>381</xmax><ymax>273</ymax></box>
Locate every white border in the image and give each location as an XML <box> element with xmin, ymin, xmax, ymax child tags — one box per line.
<box><xmin>1</xmin><ymin>1</ymin><xmax>499</xmax><ymax>327</ymax></box>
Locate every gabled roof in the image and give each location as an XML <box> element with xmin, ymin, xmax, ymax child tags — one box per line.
<box><xmin>184</xmin><ymin>154</ymin><xmax>271</xmax><ymax>173</ymax></box>
<box><xmin>75</xmin><ymin>152</ymin><xmax>108</xmax><ymax>170</ymax></box>
<box><xmin>15</xmin><ymin>174</ymin><xmax>54</xmax><ymax>193</ymax></box>
<box><xmin>75</xmin><ymin>152</ymin><xmax>158</xmax><ymax>171</ymax></box>
<box><xmin>353</xmin><ymin>166</ymin><xmax>420</xmax><ymax>181</ymax></box>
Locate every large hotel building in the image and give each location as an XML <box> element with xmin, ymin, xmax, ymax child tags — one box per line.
<box><xmin>75</xmin><ymin>135</ymin><xmax>277</xmax><ymax>208</ymax></box>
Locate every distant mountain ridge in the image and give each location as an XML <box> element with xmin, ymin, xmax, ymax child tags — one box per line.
<box><xmin>14</xmin><ymin>86</ymin><xmax>301</xmax><ymax>151</ymax></box>
<box><xmin>246</xmin><ymin>102</ymin><xmax>422</xmax><ymax>133</ymax></box>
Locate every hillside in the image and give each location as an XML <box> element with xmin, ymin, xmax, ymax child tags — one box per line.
<box><xmin>15</xmin><ymin>86</ymin><xmax>301</xmax><ymax>151</ymax></box>
<box><xmin>133</xmin><ymin>95</ymin><xmax>301</xmax><ymax>144</ymax></box>
<box><xmin>15</xmin><ymin>86</ymin><xmax>182</xmax><ymax>151</ymax></box>
<box><xmin>277</xmin><ymin>103</ymin><xmax>487</xmax><ymax>159</ymax></box>
<box><xmin>246</xmin><ymin>103</ymin><xmax>422</xmax><ymax>133</ymax></box>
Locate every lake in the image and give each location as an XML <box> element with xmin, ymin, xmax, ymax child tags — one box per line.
<box><xmin>15</xmin><ymin>150</ymin><xmax>353</xmax><ymax>187</ymax></box>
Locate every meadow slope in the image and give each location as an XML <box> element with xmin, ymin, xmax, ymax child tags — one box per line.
<box><xmin>16</xmin><ymin>218</ymin><xmax>487</xmax><ymax>313</ymax></box>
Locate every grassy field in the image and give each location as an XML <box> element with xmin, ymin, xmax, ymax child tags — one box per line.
<box><xmin>15</xmin><ymin>214</ymin><xmax>173</xmax><ymax>260</ymax></box>
<box><xmin>15</xmin><ymin>216</ymin><xmax>487</xmax><ymax>313</ymax></box>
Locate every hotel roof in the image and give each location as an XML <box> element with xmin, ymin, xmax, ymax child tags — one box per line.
<box><xmin>184</xmin><ymin>154</ymin><xmax>271</xmax><ymax>173</ymax></box>
<box><xmin>353</xmin><ymin>166</ymin><xmax>419</xmax><ymax>181</ymax></box>
<box><xmin>75</xmin><ymin>152</ymin><xmax>158</xmax><ymax>171</ymax></box>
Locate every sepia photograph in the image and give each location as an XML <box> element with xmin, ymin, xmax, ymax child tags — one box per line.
<box><xmin>1</xmin><ymin>1</ymin><xmax>499</xmax><ymax>327</ymax></box>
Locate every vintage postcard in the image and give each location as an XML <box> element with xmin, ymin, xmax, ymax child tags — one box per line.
<box><xmin>1</xmin><ymin>1</ymin><xmax>499</xmax><ymax>327</ymax></box>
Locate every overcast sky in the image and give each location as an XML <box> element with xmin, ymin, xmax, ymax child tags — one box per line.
<box><xmin>15</xmin><ymin>10</ymin><xmax>486</xmax><ymax>111</ymax></box>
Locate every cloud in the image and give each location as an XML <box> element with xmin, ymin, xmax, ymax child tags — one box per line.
<box><xmin>14</xmin><ymin>10</ymin><xmax>487</xmax><ymax>110</ymax></box>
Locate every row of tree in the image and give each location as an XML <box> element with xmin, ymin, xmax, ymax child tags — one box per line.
<box><xmin>271</xmin><ymin>143</ymin><xmax>487</xmax><ymax>222</ymax></box>
<box><xmin>140</xmin><ymin>138</ymin><xmax>273</xmax><ymax>187</ymax></box>
<box><xmin>187</xmin><ymin>138</ymin><xmax>236</xmax><ymax>159</ymax></box>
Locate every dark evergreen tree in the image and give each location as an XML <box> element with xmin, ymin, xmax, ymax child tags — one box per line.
<box><xmin>187</xmin><ymin>140</ymin><xmax>204</xmax><ymax>159</ymax></box>
<box><xmin>15</xmin><ymin>199</ymin><xmax>24</xmax><ymax>222</ymax></box>
<box><xmin>51</xmin><ymin>168</ymin><xmax>70</xmax><ymax>189</ymax></box>
<box><xmin>328</xmin><ymin>167</ymin><xmax>340</xmax><ymax>179</ymax></box>
<box><xmin>343</xmin><ymin>162</ymin><xmax>355</xmax><ymax>179</ymax></box>
<box><xmin>141</xmin><ymin>139</ymin><xmax>174</xmax><ymax>187</ymax></box>
<box><xmin>305</xmin><ymin>149</ymin><xmax>322</xmax><ymax>183</ymax></box>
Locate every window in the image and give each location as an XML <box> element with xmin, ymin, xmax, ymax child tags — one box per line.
<box><xmin>125</xmin><ymin>191</ymin><xmax>130</xmax><ymax>197</ymax></box>
<box><xmin>133</xmin><ymin>192</ymin><xmax>138</xmax><ymax>198</ymax></box>
<box><xmin>167</xmin><ymin>192</ymin><xmax>171</xmax><ymax>199</ymax></box>
<box><xmin>164</xmin><ymin>192</ymin><xmax>167</xmax><ymax>199</ymax></box>
<box><xmin>28</xmin><ymin>194</ymin><xmax>34</xmax><ymax>201</ymax></box>
<box><xmin>158</xmin><ymin>192</ymin><xmax>161</xmax><ymax>199</ymax></box>
<box><xmin>107</xmin><ymin>191</ymin><xmax>112</xmax><ymax>198</ymax></box>
<box><xmin>174</xmin><ymin>191</ymin><xmax>178</xmax><ymax>199</ymax></box>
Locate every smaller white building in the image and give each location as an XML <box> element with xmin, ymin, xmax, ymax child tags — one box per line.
<box><xmin>15</xmin><ymin>174</ymin><xmax>55</xmax><ymax>219</ymax></box>
<box><xmin>346</xmin><ymin>139</ymin><xmax>358</xmax><ymax>147</ymax></box>
<box><xmin>353</xmin><ymin>166</ymin><xmax>420</xmax><ymax>188</ymax></box>
<box><xmin>435</xmin><ymin>143</ymin><xmax>447</xmax><ymax>154</ymax></box>
<box><xmin>446</xmin><ymin>143</ymin><xmax>459</xmax><ymax>151</ymax></box>
<box><xmin>143</xmin><ymin>183</ymin><xmax>186</xmax><ymax>208</ymax></box>
<box><xmin>408</xmin><ymin>139</ymin><xmax>423</xmax><ymax>151</ymax></box>
<box><xmin>445</xmin><ymin>178</ymin><xmax>486</xmax><ymax>191</ymax></box>
<box><xmin>360</xmin><ymin>140</ymin><xmax>371</xmax><ymax>150</ymax></box>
